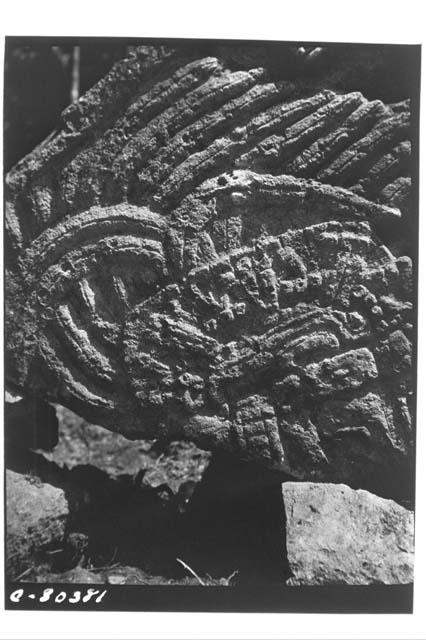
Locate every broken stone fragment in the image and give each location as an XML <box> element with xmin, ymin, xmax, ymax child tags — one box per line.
<box><xmin>6</xmin><ymin>470</ymin><xmax>69</xmax><ymax>579</ymax></box>
<box><xmin>282</xmin><ymin>482</ymin><xmax>414</xmax><ymax>585</ymax></box>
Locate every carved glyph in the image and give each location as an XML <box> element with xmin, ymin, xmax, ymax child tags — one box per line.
<box><xmin>5</xmin><ymin>48</ymin><xmax>414</xmax><ymax>497</ymax></box>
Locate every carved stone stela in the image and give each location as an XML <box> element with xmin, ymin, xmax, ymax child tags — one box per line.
<box><xmin>5</xmin><ymin>47</ymin><xmax>414</xmax><ymax>502</ymax></box>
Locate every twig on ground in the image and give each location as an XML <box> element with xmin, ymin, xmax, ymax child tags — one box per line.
<box><xmin>14</xmin><ymin>566</ymin><xmax>33</xmax><ymax>581</ymax></box>
<box><xmin>176</xmin><ymin>557</ymin><xmax>205</xmax><ymax>586</ymax></box>
<box><xmin>224</xmin><ymin>569</ymin><xmax>239</xmax><ymax>585</ymax></box>
<box><xmin>88</xmin><ymin>562</ymin><xmax>121</xmax><ymax>572</ymax></box>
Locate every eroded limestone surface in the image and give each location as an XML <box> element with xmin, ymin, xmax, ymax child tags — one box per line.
<box><xmin>5</xmin><ymin>46</ymin><xmax>415</xmax><ymax>499</ymax></box>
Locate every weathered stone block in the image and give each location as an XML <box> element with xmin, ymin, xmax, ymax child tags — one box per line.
<box><xmin>6</xmin><ymin>470</ymin><xmax>69</xmax><ymax>578</ymax></box>
<box><xmin>282</xmin><ymin>482</ymin><xmax>414</xmax><ymax>585</ymax></box>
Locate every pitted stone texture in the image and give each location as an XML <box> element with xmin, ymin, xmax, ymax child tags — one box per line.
<box><xmin>282</xmin><ymin>482</ymin><xmax>414</xmax><ymax>585</ymax></box>
<box><xmin>5</xmin><ymin>48</ymin><xmax>415</xmax><ymax>499</ymax></box>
